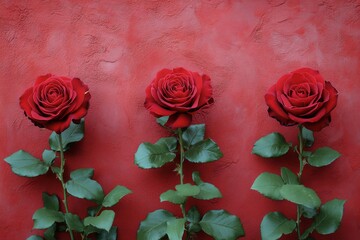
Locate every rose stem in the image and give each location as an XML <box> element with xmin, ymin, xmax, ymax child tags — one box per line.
<box><xmin>57</xmin><ymin>133</ymin><xmax>75</xmax><ymax>240</ymax></box>
<box><xmin>177</xmin><ymin>129</ymin><xmax>189</xmax><ymax>238</ymax></box>
<box><xmin>296</xmin><ymin>125</ymin><xmax>305</xmax><ymax>240</ymax></box>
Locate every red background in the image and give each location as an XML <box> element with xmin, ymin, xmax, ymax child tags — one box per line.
<box><xmin>1</xmin><ymin>0</ymin><xmax>360</xmax><ymax>239</ymax></box>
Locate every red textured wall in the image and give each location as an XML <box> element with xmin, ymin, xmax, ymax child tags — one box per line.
<box><xmin>1</xmin><ymin>0</ymin><xmax>360</xmax><ymax>239</ymax></box>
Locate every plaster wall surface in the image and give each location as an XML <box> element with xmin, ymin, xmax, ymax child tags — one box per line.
<box><xmin>1</xmin><ymin>0</ymin><xmax>360</xmax><ymax>239</ymax></box>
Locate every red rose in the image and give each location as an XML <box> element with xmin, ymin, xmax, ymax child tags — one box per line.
<box><xmin>19</xmin><ymin>74</ymin><xmax>91</xmax><ymax>133</ymax></box>
<box><xmin>144</xmin><ymin>67</ymin><xmax>214</xmax><ymax>128</ymax></box>
<box><xmin>265</xmin><ymin>68</ymin><xmax>338</xmax><ymax>131</ymax></box>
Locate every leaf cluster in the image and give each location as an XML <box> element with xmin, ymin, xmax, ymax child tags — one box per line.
<box><xmin>5</xmin><ymin>120</ymin><xmax>131</xmax><ymax>240</ymax></box>
<box><xmin>251</xmin><ymin>128</ymin><xmax>345</xmax><ymax>239</ymax></box>
<box><xmin>135</xmin><ymin>123</ymin><xmax>244</xmax><ymax>239</ymax></box>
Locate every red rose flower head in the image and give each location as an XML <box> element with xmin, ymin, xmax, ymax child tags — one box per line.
<box><xmin>265</xmin><ymin>68</ymin><xmax>338</xmax><ymax>131</ymax></box>
<box><xmin>144</xmin><ymin>67</ymin><xmax>214</xmax><ymax>129</ymax></box>
<box><xmin>20</xmin><ymin>74</ymin><xmax>91</xmax><ymax>133</ymax></box>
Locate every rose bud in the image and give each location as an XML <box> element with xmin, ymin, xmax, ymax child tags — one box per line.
<box><xmin>265</xmin><ymin>68</ymin><xmax>338</xmax><ymax>131</ymax></box>
<box><xmin>145</xmin><ymin>67</ymin><xmax>214</xmax><ymax>129</ymax></box>
<box><xmin>20</xmin><ymin>74</ymin><xmax>91</xmax><ymax>133</ymax></box>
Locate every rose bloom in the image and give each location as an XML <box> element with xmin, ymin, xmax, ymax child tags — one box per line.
<box><xmin>265</xmin><ymin>68</ymin><xmax>338</xmax><ymax>131</ymax></box>
<box><xmin>20</xmin><ymin>74</ymin><xmax>91</xmax><ymax>133</ymax></box>
<box><xmin>145</xmin><ymin>67</ymin><xmax>214</xmax><ymax>128</ymax></box>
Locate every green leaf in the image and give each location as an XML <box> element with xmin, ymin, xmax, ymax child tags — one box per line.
<box><xmin>84</xmin><ymin>210</ymin><xmax>115</xmax><ymax>232</ymax></box>
<box><xmin>185</xmin><ymin>139</ymin><xmax>223</xmax><ymax>163</ymax></box>
<box><xmin>4</xmin><ymin>150</ymin><xmax>49</xmax><ymax>177</ymax></box>
<box><xmin>175</xmin><ymin>184</ymin><xmax>200</xmax><ymax>197</ymax></box>
<box><xmin>260</xmin><ymin>212</ymin><xmax>296</xmax><ymax>240</ymax></box>
<box><xmin>42</xmin><ymin>193</ymin><xmax>59</xmax><ymax>211</ymax></box>
<box><xmin>70</xmin><ymin>168</ymin><xmax>94</xmax><ymax>180</ymax></box>
<box><xmin>301</xmin><ymin>126</ymin><xmax>314</xmax><ymax>147</ymax></box>
<box><xmin>300</xmin><ymin>205</ymin><xmax>317</xmax><ymax>219</ymax></box>
<box><xmin>308</xmin><ymin>147</ymin><xmax>341</xmax><ymax>167</ymax></box>
<box><xmin>84</xmin><ymin>225</ymin><xmax>102</xmax><ymax>235</ymax></box>
<box><xmin>313</xmin><ymin>199</ymin><xmax>346</xmax><ymax>234</ymax></box>
<box><xmin>88</xmin><ymin>205</ymin><xmax>102</xmax><ymax>217</ymax></box>
<box><xmin>281</xmin><ymin>167</ymin><xmax>299</xmax><ymax>185</ymax></box>
<box><xmin>42</xmin><ymin>150</ymin><xmax>56</xmax><ymax>166</ymax></box>
<box><xmin>301</xmin><ymin>225</ymin><xmax>315</xmax><ymax>240</ymax></box>
<box><xmin>182</xmin><ymin>124</ymin><xmax>205</xmax><ymax>149</ymax></box>
<box><xmin>156</xmin><ymin>116</ymin><xmax>169</xmax><ymax>126</ymax></box>
<box><xmin>251</xmin><ymin>172</ymin><xmax>284</xmax><ymax>200</ymax></box>
<box><xmin>166</xmin><ymin>218</ymin><xmax>185</xmax><ymax>240</ymax></box>
<box><xmin>49</xmin><ymin>119</ymin><xmax>85</xmax><ymax>152</ymax></box>
<box><xmin>51</xmin><ymin>166</ymin><xmax>61</xmax><ymax>175</ymax></box>
<box><xmin>134</xmin><ymin>137</ymin><xmax>177</xmax><ymax>169</ymax></box>
<box><xmin>252</xmin><ymin>132</ymin><xmax>291</xmax><ymax>158</ymax></box>
<box><xmin>65</xmin><ymin>213</ymin><xmax>84</xmax><ymax>232</ymax></box>
<box><xmin>192</xmin><ymin>171</ymin><xmax>222</xmax><ymax>200</ymax></box>
<box><xmin>66</xmin><ymin>178</ymin><xmax>104</xmax><ymax>203</ymax></box>
<box><xmin>97</xmin><ymin>226</ymin><xmax>117</xmax><ymax>240</ymax></box>
<box><xmin>44</xmin><ymin>223</ymin><xmax>56</xmax><ymax>240</ymax></box>
<box><xmin>187</xmin><ymin>206</ymin><xmax>202</xmax><ymax>233</ymax></box>
<box><xmin>32</xmin><ymin>208</ymin><xmax>64</xmax><ymax>229</ymax></box>
<box><xmin>280</xmin><ymin>185</ymin><xmax>321</xmax><ymax>209</ymax></box>
<box><xmin>102</xmin><ymin>185</ymin><xmax>132</xmax><ymax>207</ymax></box>
<box><xmin>200</xmin><ymin>210</ymin><xmax>244</xmax><ymax>240</ymax></box>
<box><xmin>160</xmin><ymin>190</ymin><xmax>186</xmax><ymax>204</ymax></box>
<box><xmin>137</xmin><ymin>209</ymin><xmax>175</xmax><ymax>240</ymax></box>
<box><xmin>27</xmin><ymin>236</ymin><xmax>43</xmax><ymax>240</ymax></box>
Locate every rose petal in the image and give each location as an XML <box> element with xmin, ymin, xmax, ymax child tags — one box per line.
<box><xmin>165</xmin><ymin>113</ymin><xmax>192</xmax><ymax>129</ymax></box>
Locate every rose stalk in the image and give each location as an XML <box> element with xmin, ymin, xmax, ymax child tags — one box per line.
<box><xmin>251</xmin><ymin>68</ymin><xmax>345</xmax><ymax>240</ymax></box>
<box><xmin>5</xmin><ymin>74</ymin><xmax>131</xmax><ymax>240</ymax></box>
<box><xmin>135</xmin><ymin>67</ymin><xmax>244</xmax><ymax>239</ymax></box>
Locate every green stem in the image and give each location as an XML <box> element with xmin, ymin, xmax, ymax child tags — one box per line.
<box><xmin>57</xmin><ymin>134</ymin><xmax>75</xmax><ymax>240</ymax></box>
<box><xmin>296</xmin><ymin>125</ymin><xmax>305</xmax><ymax>240</ymax></box>
<box><xmin>177</xmin><ymin>129</ymin><xmax>188</xmax><ymax>234</ymax></box>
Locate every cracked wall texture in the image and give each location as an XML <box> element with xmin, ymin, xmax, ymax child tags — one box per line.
<box><xmin>1</xmin><ymin>0</ymin><xmax>360</xmax><ymax>239</ymax></box>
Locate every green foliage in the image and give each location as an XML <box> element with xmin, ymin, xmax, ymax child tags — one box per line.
<box><xmin>300</xmin><ymin>205</ymin><xmax>317</xmax><ymax>219</ymax></box>
<box><xmin>260</xmin><ymin>212</ymin><xmax>296</xmax><ymax>240</ymax></box>
<box><xmin>65</xmin><ymin>213</ymin><xmax>84</xmax><ymax>232</ymax></box>
<box><xmin>182</xmin><ymin>124</ymin><xmax>205</xmax><ymax>149</ymax></box>
<box><xmin>166</xmin><ymin>218</ymin><xmax>186</xmax><ymax>240</ymax></box>
<box><xmin>49</xmin><ymin>119</ymin><xmax>85</xmax><ymax>152</ymax></box>
<box><xmin>307</xmin><ymin>147</ymin><xmax>341</xmax><ymax>167</ymax></box>
<box><xmin>4</xmin><ymin>150</ymin><xmax>49</xmax><ymax>177</ymax></box>
<box><xmin>175</xmin><ymin>184</ymin><xmax>200</xmax><ymax>197</ymax></box>
<box><xmin>136</xmin><ymin>123</ymin><xmax>242</xmax><ymax>239</ymax></box>
<box><xmin>137</xmin><ymin>210</ymin><xmax>175</xmax><ymax>240</ymax></box>
<box><xmin>252</xmin><ymin>132</ymin><xmax>291</xmax><ymax>158</ymax></box>
<box><xmin>187</xmin><ymin>206</ymin><xmax>202</xmax><ymax>233</ymax></box>
<box><xmin>70</xmin><ymin>168</ymin><xmax>94</xmax><ymax>180</ymax></box>
<box><xmin>184</xmin><ymin>139</ymin><xmax>223</xmax><ymax>163</ymax></box>
<box><xmin>97</xmin><ymin>226</ymin><xmax>118</xmax><ymax>240</ymax></box>
<box><xmin>156</xmin><ymin>116</ymin><xmax>169</xmax><ymax>126</ymax></box>
<box><xmin>32</xmin><ymin>208</ymin><xmax>64</xmax><ymax>229</ymax></box>
<box><xmin>199</xmin><ymin>210</ymin><xmax>245</xmax><ymax>240</ymax></box>
<box><xmin>192</xmin><ymin>171</ymin><xmax>222</xmax><ymax>200</ymax></box>
<box><xmin>251</xmin><ymin>172</ymin><xmax>284</xmax><ymax>200</ymax></box>
<box><xmin>160</xmin><ymin>190</ymin><xmax>186</xmax><ymax>204</ymax></box>
<box><xmin>27</xmin><ymin>236</ymin><xmax>43</xmax><ymax>240</ymax></box>
<box><xmin>279</xmin><ymin>185</ymin><xmax>321</xmax><ymax>209</ymax></box>
<box><xmin>134</xmin><ymin>137</ymin><xmax>177</xmax><ymax>169</ymax></box>
<box><xmin>84</xmin><ymin>210</ymin><xmax>115</xmax><ymax>232</ymax></box>
<box><xmin>66</xmin><ymin>168</ymin><xmax>104</xmax><ymax>203</ymax></box>
<box><xmin>301</xmin><ymin>127</ymin><xmax>314</xmax><ymax>148</ymax></box>
<box><xmin>280</xmin><ymin>167</ymin><xmax>299</xmax><ymax>185</ymax></box>
<box><xmin>42</xmin><ymin>193</ymin><xmax>59</xmax><ymax>211</ymax></box>
<box><xmin>102</xmin><ymin>185</ymin><xmax>132</xmax><ymax>207</ymax></box>
<box><xmin>42</xmin><ymin>150</ymin><xmax>56</xmax><ymax>166</ymax></box>
<box><xmin>44</xmin><ymin>223</ymin><xmax>57</xmax><ymax>240</ymax></box>
<box><xmin>313</xmin><ymin>199</ymin><xmax>345</xmax><ymax>234</ymax></box>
